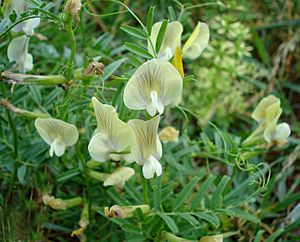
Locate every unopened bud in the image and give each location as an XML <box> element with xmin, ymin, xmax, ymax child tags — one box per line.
<box><xmin>42</xmin><ymin>194</ymin><xmax>82</xmax><ymax>210</ymax></box>
<box><xmin>159</xmin><ymin>126</ymin><xmax>179</xmax><ymax>143</ymax></box>
<box><xmin>104</xmin><ymin>204</ymin><xmax>150</xmax><ymax>218</ymax></box>
<box><xmin>65</xmin><ymin>0</ymin><xmax>82</xmax><ymax>20</ymax></box>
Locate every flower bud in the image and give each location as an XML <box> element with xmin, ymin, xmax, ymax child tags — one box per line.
<box><xmin>65</xmin><ymin>0</ymin><xmax>82</xmax><ymax>20</ymax></box>
<box><xmin>42</xmin><ymin>194</ymin><xmax>82</xmax><ymax>210</ymax></box>
<box><xmin>104</xmin><ymin>204</ymin><xmax>150</xmax><ymax>218</ymax></box>
<box><xmin>159</xmin><ymin>126</ymin><xmax>179</xmax><ymax>143</ymax></box>
<box><xmin>71</xmin><ymin>203</ymin><xmax>89</xmax><ymax>237</ymax></box>
<box><xmin>199</xmin><ymin>234</ymin><xmax>223</xmax><ymax>242</ymax></box>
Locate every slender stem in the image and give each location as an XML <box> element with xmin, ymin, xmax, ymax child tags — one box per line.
<box><xmin>66</xmin><ymin>23</ymin><xmax>76</xmax><ymax>80</ymax></box>
<box><xmin>65</xmin><ymin>197</ymin><xmax>83</xmax><ymax>208</ymax></box>
<box><xmin>141</xmin><ymin>168</ymin><xmax>149</xmax><ymax>205</ymax></box>
<box><xmin>1</xmin><ymin>83</ymin><xmax>18</xmax><ymax>203</ymax></box>
<box><xmin>88</xmin><ymin>170</ymin><xmax>109</xmax><ymax>181</ymax></box>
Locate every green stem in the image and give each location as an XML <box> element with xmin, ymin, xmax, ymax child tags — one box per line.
<box><xmin>1</xmin><ymin>83</ymin><xmax>18</xmax><ymax>203</ymax></box>
<box><xmin>65</xmin><ymin>197</ymin><xmax>83</xmax><ymax>208</ymax></box>
<box><xmin>162</xmin><ymin>231</ymin><xmax>195</xmax><ymax>242</ymax></box>
<box><xmin>1</xmin><ymin>71</ymin><xmax>68</xmax><ymax>85</ymax></box>
<box><xmin>66</xmin><ymin>23</ymin><xmax>76</xmax><ymax>80</ymax></box>
<box><xmin>88</xmin><ymin>170</ymin><xmax>109</xmax><ymax>181</ymax></box>
<box><xmin>141</xmin><ymin>169</ymin><xmax>149</xmax><ymax>205</ymax></box>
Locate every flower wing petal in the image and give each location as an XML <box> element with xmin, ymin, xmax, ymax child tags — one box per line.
<box><xmin>88</xmin><ymin>132</ymin><xmax>111</xmax><ymax>162</ymax></box>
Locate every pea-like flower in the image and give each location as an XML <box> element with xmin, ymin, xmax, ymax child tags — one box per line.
<box><xmin>123</xmin><ymin>59</ymin><xmax>183</xmax><ymax>116</ymax></box>
<box><xmin>35</xmin><ymin>118</ymin><xmax>79</xmax><ymax>157</ymax></box>
<box><xmin>88</xmin><ymin>97</ymin><xmax>132</xmax><ymax>162</ymax></box>
<box><xmin>7</xmin><ymin>35</ymin><xmax>33</xmax><ymax>73</ymax></box>
<box><xmin>128</xmin><ymin>115</ymin><xmax>162</xmax><ymax>179</ymax></box>
<box><xmin>5</xmin><ymin>0</ymin><xmax>40</xmax><ymax>36</ymax></box>
<box><xmin>244</xmin><ymin>95</ymin><xmax>291</xmax><ymax>146</ymax></box>
<box><xmin>149</xmin><ymin>21</ymin><xmax>183</xmax><ymax>60</ymax></box>
<box><xmin>148</xmin><ymin>21</ymin><xmax>209</xmax><ymax>60</ymax></box>
<box><xmin>182</xmin><ymin>22</ymin><xmax>210</xmax><ymax>60</ymax></box>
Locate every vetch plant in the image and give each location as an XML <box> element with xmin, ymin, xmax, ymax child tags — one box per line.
<box><xmin>0</xmin><ymin>1</ymin><xmax>296</xmax><ymax>241</ymax></box>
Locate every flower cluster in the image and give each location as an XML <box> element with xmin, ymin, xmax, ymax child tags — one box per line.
<box><xmin>5</xmin><ymin>0</ymin><xmax>40</xmax><ymax>73</ymax></box>
<box><xmin>33</xmin><ymin>20</ymin><xmax>209</xmax><ymax>180</ymax></box>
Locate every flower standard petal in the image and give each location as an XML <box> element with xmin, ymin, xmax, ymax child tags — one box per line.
<box><xmin>128</xmin><ymin>116</ymin><xmax>162</xmax><ymax>179</ymax></box>
<box><xmin>251</xmin><ymin>95</ymin><xmax>281</xmax><ymax>123</ymax></box>
<box><xmin>149</xmin><ymin>21</ymin><xmax>183</xmax><ymax>59</ymax></box>
<box><xmin>35</xmin><ymin>118</ymin><xmax>78</xmax><ymax>157</ymax></box>
<box><xmin>123</xmin><ymin>59</ymin><xmax>183</xmax><ymax>116</ymax></box>
<box><xmin>128</xmin><ymin>115</ymin><xmax>161</xmax><ymax>165</ymax></box>
<box><xmin>182</xmin><ymin>22</ymin><xmax>210</xmax><ymax>59</ymax></box>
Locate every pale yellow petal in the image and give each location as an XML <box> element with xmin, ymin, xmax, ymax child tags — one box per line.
<box><xmin>149</xmin><ymin>21</ymin><xmax>183</xmax><ymax>58</ymax></box>
<box><xmin>272</xmin><ymin>122</ymin><xmax>291</xmax><ymax>146</ymax></box>
<box><xmin>35</xmin><ymin>118</ymin><xmax>78</xmax><ymax>147</ymax></box>
<box><xmin>183</xmin><ymin>22</ymin><xmax>209</xmax><ymax>59</ymax></box>
<box><xmin>251</xmin><ymin>95</ymin><xmax>280</xmax><ymax>122</ymax></box>
<box><xmin>123</xmin><ymin>59</ymin><xmax>183</xmax><ymax>116</ymax></box>
<box><xmin>142</xmin><ymin>155</ymin><xmax>162</xmax><ymax>179</ymax></box>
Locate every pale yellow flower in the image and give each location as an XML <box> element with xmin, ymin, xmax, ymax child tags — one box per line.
<box><xmin>88</xmin><ymin>97</ymin><xmax>132</xmax><ymax>162</ymax></box>
<box><xmin>35</xmin><ymin>118</ymin><xmax>79</xmax><ymax>157</ymax></box>
<box><xmin>128</xmin><ymin>115</ymin><xmax>162</xmax><ymax>179</ymax></box>
<box><xmin>149</xmin><ymin>21</ymin><xmax>183</xmax><ymax>60</ymax></box>
<box><xmin>182</xmin><ymin>22</ymin><xmax>210</xmax><ymax>60</ymax></box>
<box><xmin>7</xmin><ymin>36</ymin><xmax>33</xmax><ymax>73</ymax></box>
<box><xmin>123</xmin><ymin>59</ymin><xmax>183</xmax><ymax>116</ymax></box>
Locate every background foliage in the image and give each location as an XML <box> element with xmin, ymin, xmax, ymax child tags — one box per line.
<box><xmin>0</xmin><ymin>0</ymin><xmax>300</xmax><ymax>241</ymax></box>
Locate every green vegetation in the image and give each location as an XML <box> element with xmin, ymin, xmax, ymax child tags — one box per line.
<box><xmin>0</xmin><ymin>0</ymin><xmax>299</xmax><ymax>241</ymax></box>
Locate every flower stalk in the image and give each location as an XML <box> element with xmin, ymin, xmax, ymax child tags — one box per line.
<box><xmin>0</xmin><ymin>99</ymin><xmax>50</xmax><ymax>118</ymax></box>
<box><xmin>1</xmin><ymin>71</ymin><xmax>68</xmax><ymax>85</ymax></box>
<box><xmin>88</xmin><ymin>170</ymin><xmax>109</xmax><ymax>181</ymax></box>
<box><xmin>42</xmin><ymin>194</ymin><xmax>83</xmax><ymax>210</ymax></box>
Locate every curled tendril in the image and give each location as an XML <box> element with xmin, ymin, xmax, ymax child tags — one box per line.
<box><xmin>235</xmin><ymin>153</ymin><xmax>271</xmax><ymax>196</ymax></box>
